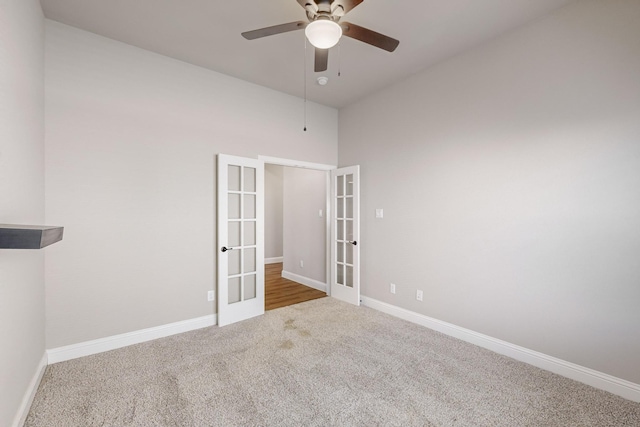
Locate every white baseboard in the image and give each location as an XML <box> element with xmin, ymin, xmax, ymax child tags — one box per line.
<box><xmin>361</xmin><ymin>297</ymin><xmax>640</xmax><ymax>403</ymax></box>
<box><xmin>13</xmin><ymin>352</ymin><xmax>47</xmax><ymax>427</ymax></box>
<box><xmin>282</xmin><ymin>270</ymin><xmax>327</xmax><ymax>293</ymax></box>
<box><xmin>265</xmin><ymin>257</ymin><xmax>283</xmax><ymax>264</ymax></box>
<box><xmin>47</xmin><ymin>314</ymin><xmax>216</xmax><ymax>364</ymax></box>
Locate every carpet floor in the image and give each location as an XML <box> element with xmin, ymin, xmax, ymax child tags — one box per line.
<box><xmin>26</xmin><ymin>298</ymin><xmax>640</xmax><ymax>426</ymax></box>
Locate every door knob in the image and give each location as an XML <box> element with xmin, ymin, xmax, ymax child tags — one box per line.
<box><xmin>349</xmin><ymin>241</ymin><xmax>357</xmax><ymax>246</ymax></box>
<box><xmin>221</xmin><ymin>246</ymin><xmax>234</xmax><ymax>252</ymax></box>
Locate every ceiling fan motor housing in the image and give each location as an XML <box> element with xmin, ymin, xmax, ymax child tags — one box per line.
<box><xmin>305</xmin><ymin>0</ymin><xmax>344</xmax><ymax>22</ymax></box>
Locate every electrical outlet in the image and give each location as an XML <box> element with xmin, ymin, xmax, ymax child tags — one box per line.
<box><xmin>390</xmin><ymin>283</ymin><xmax>396</xmax><ymax>294</ymax></box>
<box><xmin>300</xmin><ymin>260</ymin><xmax>304</xmax><ymax>268</ymax></box>
<box><xmin>416</xmin><ymin>290</ymin><xmax>423</xmax><ymax>301</ymax></box>
<box><xmin>319</xmin><ymin>209</ymin><xmax>323</xmax><ymax>217</ymax></box>
<box><xmin>207</xmin><ymin>290</ymin><xmax>215</xmax><ymax>302</ymax></box>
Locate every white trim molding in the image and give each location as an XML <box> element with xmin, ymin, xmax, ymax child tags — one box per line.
<box><xmin>361</xmin><ymin>297</ymin><xmax>640</xmax><ymax>403</ymax></box>
<box><xmin>265</xmin><ymin>256</ymin><xmax>283</xmax><ymax>264</ymax></box>
<box><xmin>47</xmin><ymin>315</ymin><xmax>216</xmax><ymax>364</ymax></box>
<box><xmin>282</xmin><ymin>270</ymin><xmax>327</xmax><ymax>293</ymax></box>
<box><xmin>258</xmin><ymin>155</ymin><xmax>336</xmax><ymax>171</ymax></box>
<box><xmin>13</xmin><ymin>352</ymin><xmax>47</xmax><ymax>427</ymax></box>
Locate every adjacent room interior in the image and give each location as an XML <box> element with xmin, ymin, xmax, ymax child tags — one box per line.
<box><xmin>2</xmin><ymin>0</ymin><xmax>640</xmax><ymax>425</ymax></box>
<box><xmin>264</xmin><ymin>163</ymin><xmax>328</xmax><ymax>310</ymax></box>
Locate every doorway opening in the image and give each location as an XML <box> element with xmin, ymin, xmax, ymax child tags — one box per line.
<box><xmin>262</xmin><ymin>157</ymin><xmax>333</xmax><ymax>310</ymax></box>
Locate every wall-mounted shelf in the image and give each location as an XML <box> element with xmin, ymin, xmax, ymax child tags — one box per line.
<box><xmin>0</xmin><ymin>224</ymin><xmax>64</xmax><ymax>249</ymax></box>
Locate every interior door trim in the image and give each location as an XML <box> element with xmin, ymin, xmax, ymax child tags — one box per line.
<box><xmin>258</xmin><ymin>155</ymin><xmax>336</xmax><ymax>171</ymax></box>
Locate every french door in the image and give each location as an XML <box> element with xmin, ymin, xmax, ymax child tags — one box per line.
<box><xmin>217</xmin><ymin>154</ymin><xmax>264</xmax><ymax>326</ymax></box>
<box><xmin>330</xmin><ymin>166</ymin><xmax>360</xmax><ymax>305</ymax></box>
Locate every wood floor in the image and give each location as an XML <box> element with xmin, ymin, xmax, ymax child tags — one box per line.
<box><xmin>265</xmin><ymin>262</ymin><xmax>326</xmax><ymax>311</ymax></box>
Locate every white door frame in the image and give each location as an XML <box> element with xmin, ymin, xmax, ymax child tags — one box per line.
<box><xmin>258</xmin><ymin>155</ymin><xmax>336</xmax><ymax>296</ymax></box>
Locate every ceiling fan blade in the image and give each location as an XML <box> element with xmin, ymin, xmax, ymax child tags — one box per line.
<box><xmin>332</xmin><ymin>0</ymin><xmax>364</xmax><ymax>16</ymax></box>
<box><xmin>241</xmin><ymin>21</ymin><xmax>307</xmax><ymax>40</ymax></box>
<box><xmin>341</xmin><ymin>22</ymin><xmax>399</xmax><ymax>52</ymax></box>
<box><xmin>314</xmin><ymin>48</ymin><xmax>328</xmax><ymax>72</ymax></box>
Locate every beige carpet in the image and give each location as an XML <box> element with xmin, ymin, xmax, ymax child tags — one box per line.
<box><xmin>26</xmin><ymin>298</ymin><xmax>640</xmax><ymax>426</ymax></box>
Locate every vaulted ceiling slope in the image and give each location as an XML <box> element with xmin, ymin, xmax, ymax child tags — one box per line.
<box><xmin>41</xmin><ymin>0</ymin><xmax>573</xmax><ymax>108</ymax></box>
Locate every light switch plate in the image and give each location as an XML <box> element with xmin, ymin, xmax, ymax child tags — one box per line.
<box><xmin>376</xmin><ymin>209</ymin><xmax>384</xmax><ymax>219</ymax></box>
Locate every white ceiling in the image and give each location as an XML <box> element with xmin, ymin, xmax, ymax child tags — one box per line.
<box><xmin>41</xmin><ymin>0</ymin><xmax>573</xmax><ymax>108</ymax></box>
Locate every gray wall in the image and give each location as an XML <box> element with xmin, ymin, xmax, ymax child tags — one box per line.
<box><xmin>339</xmin><ymin>0</ymin><xmax>640</xmax><ymax>384</ymax></box>
<box><xmin>283</xmin><ymin>167</ymin><xmax>327</xmax><ymax>283</ymax></box>
<box><xmin>0</xmin><ymin>0</ymin><xmax>45</xmax><ymax>425</ymax></box>
<box><xmin>44</xmin><ymin>21</ymin><xmax>338</xmax><ymax>348</ymax></box>
<box><xmin>265</xmin><ymin>164</ymin><xmax>284</xmax><ymax>260</ymax></box>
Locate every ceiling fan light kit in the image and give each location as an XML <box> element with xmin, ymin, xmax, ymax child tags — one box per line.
<box><xmin>241</xmin><ymin>0</ymin><xmax>399</xmax><ymax>73</ymax></box>
<box><xmin>305</xmin><ymin>19</ymin><xmax>342</xmax><ymax>49</ymax></box>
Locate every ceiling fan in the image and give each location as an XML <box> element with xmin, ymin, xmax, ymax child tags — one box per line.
<box><xmin>241</xmin><ymin>0</ymin><xmax>400</xmax><ymax>72</ymax></box>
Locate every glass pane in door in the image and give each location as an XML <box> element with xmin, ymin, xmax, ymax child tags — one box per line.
<box><xmin>228</xmin><ymin>277</ymin><xmax>241</xmax><ymax>304</ymax></box>
<box><xmin>346</xmin><ymin>220</ymin><xmax>353</xmax><ymax>242</ymax></box>
<box><xmin>346</xmin><ymin>243</ymin><xmax>353</xmax><ymax>264</ymax></box>
<box><xmin>243</xmin><ymin>221</ymin><xmax>256</xmax><ymax>246</ymax></box>
<box><xmin>337</xmin><ymin>241</ymin><xmax>344</xmax><ymax>263</ymax></box>
<box><xmin>228</xmin><ymin>249</ymin><xmax>241</xmax><ymax>276</ymax></box>
<box><xmin>337</xmin><ymin>264</ymin><xmax>344</xmax><ymax>285</ymax></box>
<box><xmin>244</xmin><ymin>274</ymin><xmax>256</xmax><ymax>300</ymax></box>
<box><xmin>346</xmin><ymin>197</ymin><xmax>353</xmax><ymax>218</ymax></box>
<box><xmin>244</xmin><ymin>248</ymin><xmax>256</xmax><ymax>273</ymax></box>
<box><xmin>228</xmin><ymin>166</ymin><xmax>241</xmax><ymax>191</ymax></box>
<box><xmin>346</xmin><ymin>174</ymin><xmax>353</xmax><ymax>196</ymax></box>
<box><xmin>337</xmin><ymin>220</ymin><xmax>344</xmax><ymax>240</ymax></box>
<box><xmin>227</xmin><ymin>165</ymin><xmax>259</xmax><ymax>306</ymax></box>
<box><xmin>228</xmin><ymin>194</ymin><xmax>240</xmax><ymax>219</ymax></box>
<box><xmin>244</xmin><ymin>194</ymin><xmax>256</xmax><ymax>219</ymax></box>
<box><xmin>345</xmin><ymin>266</ymin><xmax>353</xmax><ymax>288</ymax></box>
<box><xmin>228</xmin><ymin>166</ymin><xmax>256</xmax><ymax>305</ymax></box>
<box><xmin>228</xmin><ymin>221</ymin><xmax>241</xmax><ymax>247</ymax></box>
<box><xmin>244</xmin><ymin>167</ymin><xmax>256</xmax><ymax>192</ymax></box>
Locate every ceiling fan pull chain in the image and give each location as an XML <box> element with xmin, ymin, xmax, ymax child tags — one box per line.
<box><xmin>303</xmin><ymin>36</ymin><xmax>308</xmax><ymax>132</ymax></box>
<box><xmin>338</xmin><ymin>41</ymin><xmax>341</xmax><ymax>77</ymax></box>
